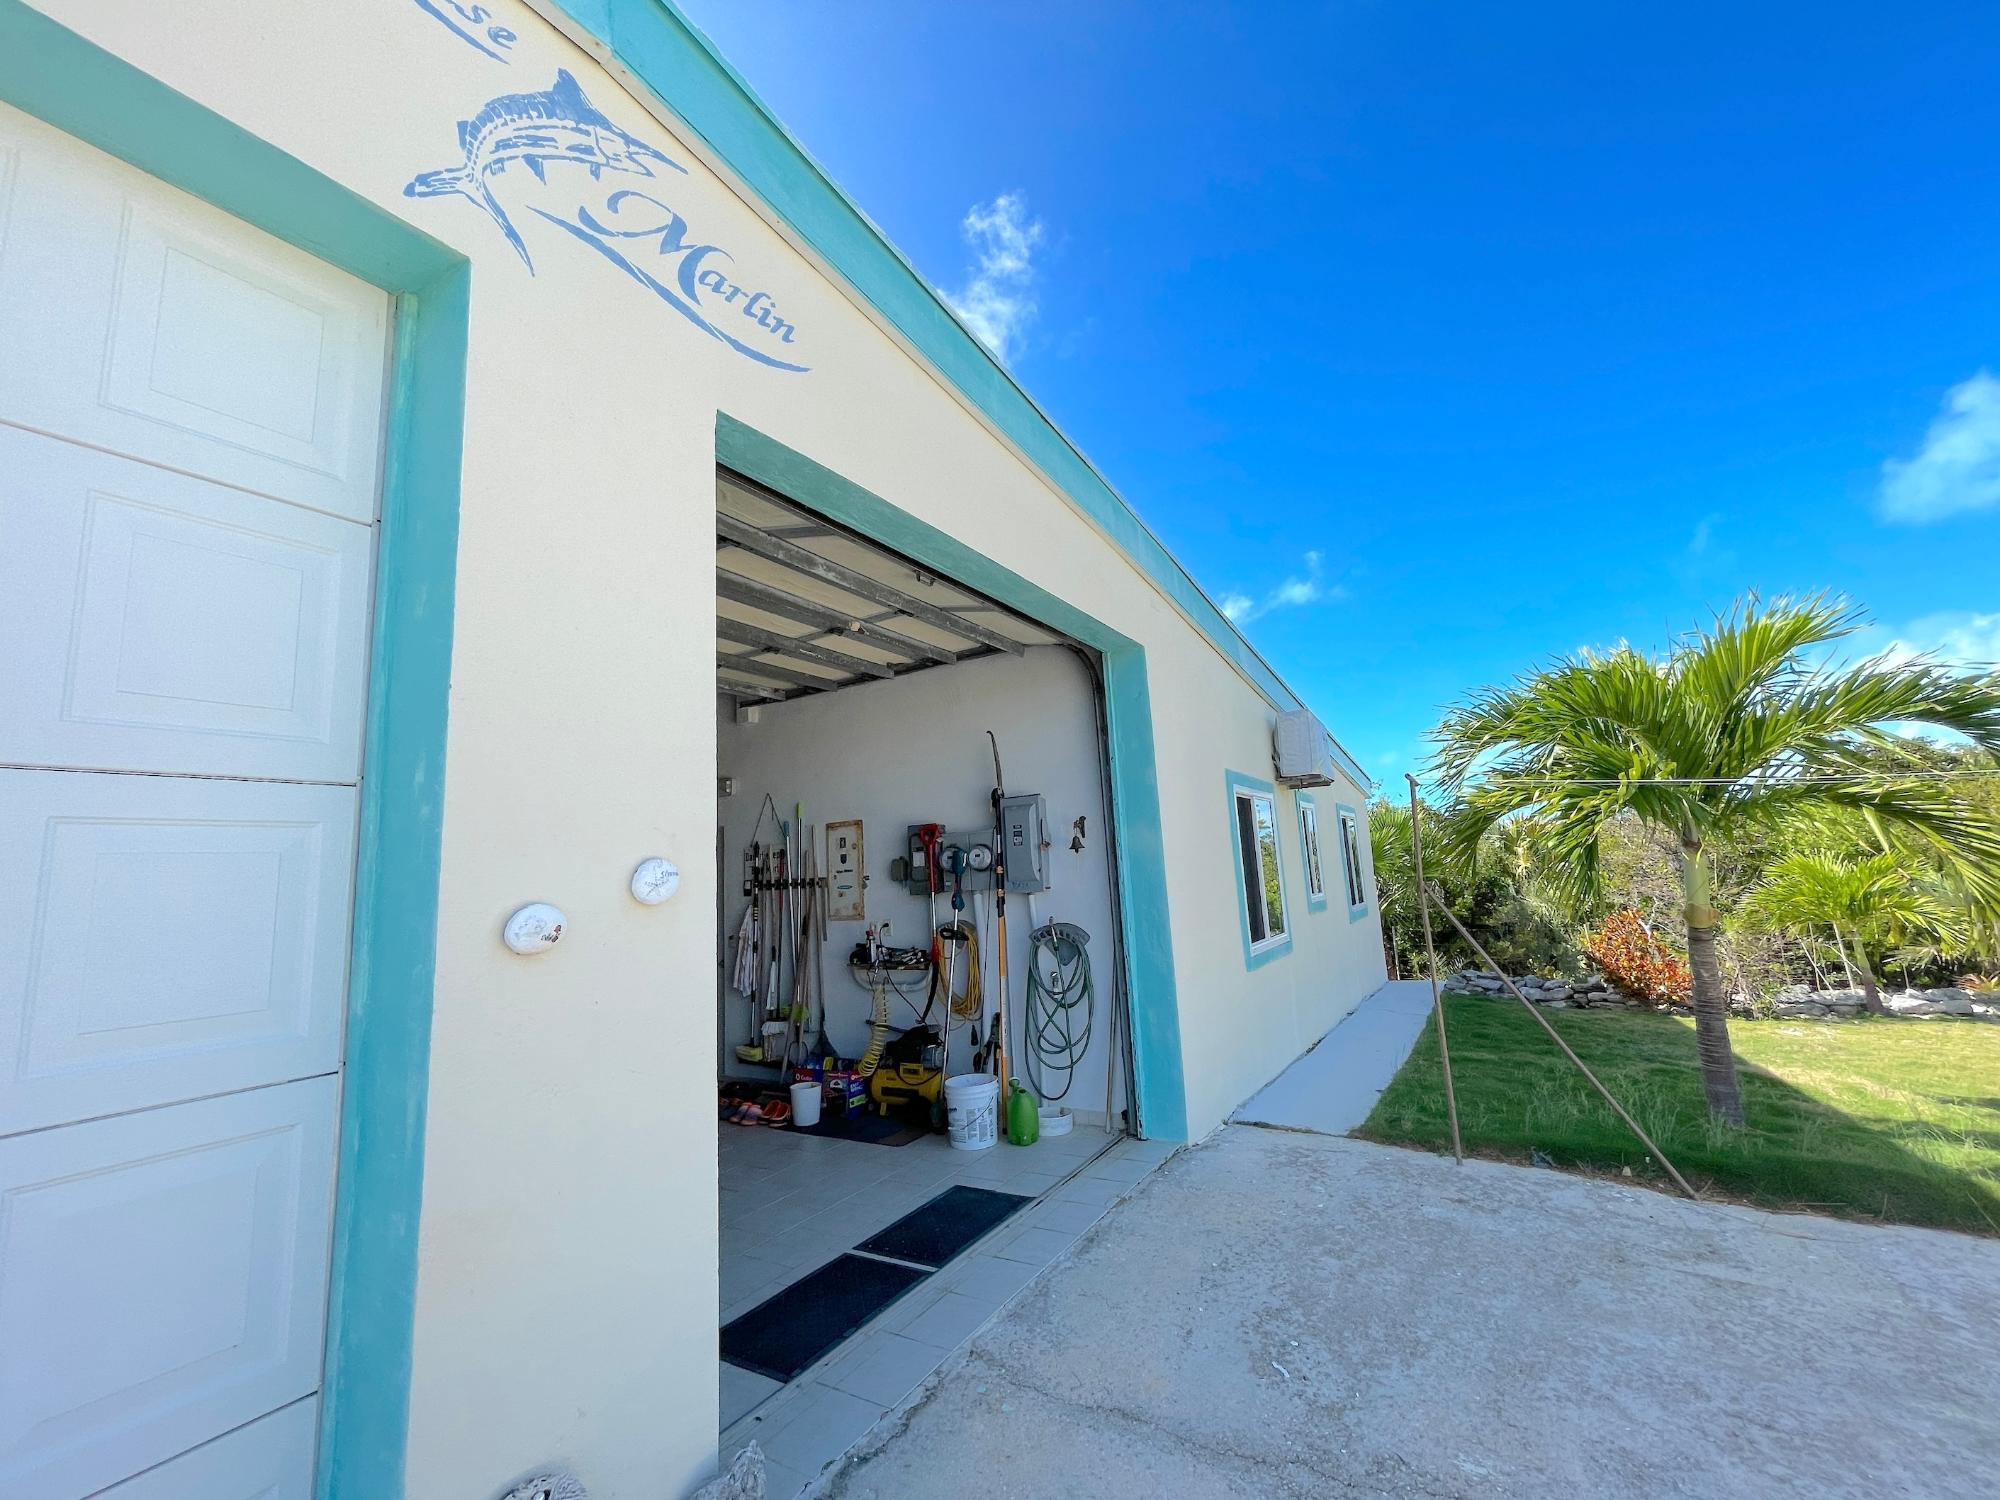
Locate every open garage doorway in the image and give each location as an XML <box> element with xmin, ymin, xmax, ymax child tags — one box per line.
<box><xmin>711</xmin><ymin>466</ymin><xmax>1137</xmax><ymax>1436</ymax></box>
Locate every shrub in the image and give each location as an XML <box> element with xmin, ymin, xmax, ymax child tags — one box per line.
<box><xmin>1584</xmin><ymin>910</ymin><xmax>1692</xmax><ymax>1005</ymax></box>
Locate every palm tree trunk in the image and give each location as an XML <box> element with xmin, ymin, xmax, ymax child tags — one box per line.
<box><xmin>1682</xmin><ymin>839</ymin><xmax>1745</xmax><ymax>1125</ymax></box>
<box><xmin>1839</xmin><ymin>924</ymin><xmax>1888</xmax><ymax>1016</ymax></box>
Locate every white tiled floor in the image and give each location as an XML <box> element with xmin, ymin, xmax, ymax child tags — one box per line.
<box><xmin>716</xmin><ymin>1122</ymin><xmax>1179</xmax><ymax>1496</ymax></box>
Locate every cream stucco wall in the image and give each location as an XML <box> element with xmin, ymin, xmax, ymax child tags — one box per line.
<box><xmin>27</xmin><ymin>2</ymin><xmax>1385</xmax><ymax>1496</ymax></box>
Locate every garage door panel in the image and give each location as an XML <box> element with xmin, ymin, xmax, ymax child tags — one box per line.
<box><xmin>92</xmin><ymin>1399</ymin><xmax>317</xmax><ymax>1500</ymax></box>
<box><xmin>0</xmin><ymin>1079</ymin><xmax>337</xmax><ymax>1500</ymax></box>
<box><xmin>1</xmin><ymin>102</ymin><xmax>382</xmax><ymax>1496</ymax></box>
<box><xmin>0</xmin><ymin>771</ymin><xmax>355</xmax><ymax>1136</ymax></box>
<box><xmin>0</xmin><ymin>426</ymin><xmax>373</xmax><ymax>781</ymax></box>
<box><xmin>0</xmin><ymin>103</ymin><xmax>388</xmax><ymax>522</ymax></box>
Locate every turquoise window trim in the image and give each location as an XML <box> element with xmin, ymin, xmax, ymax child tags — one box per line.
<box><xmin>0</xmin><ymin>8</ymin><xmax>466</xmax><ymax>1497</ymax></box>
<box><xmin>542</xmin><ymin>0</ymin><xmax>1370</xmax><ymax>791</ymax></box>
<box><xmin>1296</xmin><ymin>791</ymin><xmax>1329</xmax><ymax>912</ymax></box>
<box><xmin>1224</xmin><ymin>770</ymin><xmax>1293</xmax><ymax>970</ymax></box>
<box><xmin>716</xmin><ymin>414</ymin><xmax>1188</xmax><ymax>1142</ymax></box>
<box><xmin>1336</xmin><ymin>801</ymin><xmax>1370</xmax><ymax>922</ymax></box>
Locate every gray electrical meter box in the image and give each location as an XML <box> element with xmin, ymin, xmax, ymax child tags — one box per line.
<box><xmin>998</xmin><ymin>792</ymin><xmax>1050</xmax><ymax>893</ymax></box>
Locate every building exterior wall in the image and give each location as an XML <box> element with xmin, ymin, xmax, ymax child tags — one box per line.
<box><xmin>16</xmin><ymin>2</ymin><xmax>1385</xmax><ymax>1496</ymax></box>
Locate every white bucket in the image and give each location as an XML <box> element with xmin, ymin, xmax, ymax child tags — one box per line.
<box><xmin>789</xmin><ymin>1080</ymin><xmax>822</xmax><ymax>1129</ymax></box>
<box><xmin>1038</xmin><ymin>1105</ymin><xmax>1073</xmax><ymax>1137</ymax></box>
<box><xmin>944</xmin><ymin>1073</ymin><xmax>1000</xmax><ymax>1151</ymax></box>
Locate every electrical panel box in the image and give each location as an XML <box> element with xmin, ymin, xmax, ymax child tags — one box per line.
<box><xmin>998</xmin><ymin>793</ymin><xmax>1050</xmax><ymax>893</ymax></box>
<box><xmin>1274</xmin><ymin>708</ymin><xmax>1338</xmax><ymax>787</ymax></box>
<box><xmin>899</xmin><ymin>795</ymin><xmax>1051</xmax><ymax>895</ymax></box>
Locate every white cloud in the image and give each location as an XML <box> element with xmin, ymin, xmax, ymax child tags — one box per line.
<box><xmin>1879</xmin><ymin>370</ymin><xmax>2000</xmax><ymax>523</ymax></box>
<box><xmin>1879</xmin><ymin>609</ymin><xmax>2000</xmax><ymax>669</ymax></box>
<box><xmin>1219</xmin><ymin>550</ymin><xmax>1346</xmax><ymax>625</ymax></box>
<box><xmin>944</xmin><ymin>192</ymin><xmax>1045</xmax><ymax>363</ymax></box>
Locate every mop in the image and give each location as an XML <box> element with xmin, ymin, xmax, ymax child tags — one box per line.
<box><xmin>811</xmin><ymin>832</ymin><xmax>832</xmax><ymax>1062</ymax></box>
<box><xmin>731</xmin><ymin>844</ymin><xmax>766</xmax><ymax>1067</ymax></box>
<box><xmin>763</xmin><ymin>836</ymin><xmax>787</xmax><ymax>1062</ymax></box>
<box><xmin>785</xmin><ymin>822</ymin><xmax>815</xmax><ymax>1068</ymax></box>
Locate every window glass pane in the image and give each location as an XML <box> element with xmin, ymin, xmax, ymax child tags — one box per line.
<box><xmin>1301</xmin><ymin>804</ymin><xmax>1323</xmax><ymax>896</ymax></box>
<box><xmin>1341</xmin><ymin>814</ymin><xmax>1366</xmax><ymax>906</ymax></box>
<box><xmin>1254</xmin><ymin>795</ymin><xmax>1286</xmax><ymax>936</ymax></box>
<box><xmin>1236</xmin><ymin>794</ymin><xmax>1266</xmax><ymax>942</ymax></box>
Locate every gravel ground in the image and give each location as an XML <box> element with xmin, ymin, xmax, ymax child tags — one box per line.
<box><xmin>824</xmin><ymin>1126</ymin><xmax>2000</xmax><ymax>1499</ymax></box>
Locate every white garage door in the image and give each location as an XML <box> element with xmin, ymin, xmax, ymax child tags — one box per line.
<box><xmin>0</xmin><ymin>103</ymin><xmax>387</xmax><ymax>1499</ymax></box>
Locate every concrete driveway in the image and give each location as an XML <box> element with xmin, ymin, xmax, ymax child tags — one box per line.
<box><xmin>824</xmin><ymin>1126</ymin><xmax>2000</xmax><ymax>1498</ymax></box>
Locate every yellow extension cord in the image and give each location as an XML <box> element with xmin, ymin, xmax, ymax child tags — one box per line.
<box><xmin>856</xmin><ymin>925</ymin><xmax>980</xmax><ymax>1078</ymax></box>
<box><xmin>856</xmin><ymin>972</ymin><xmax>891</xmax><ymax>1077</ymax></box>
<box><xmin>944</xmin><ymin>923</ymin><xmax>982</xmax><ymax>1022</ymax></box>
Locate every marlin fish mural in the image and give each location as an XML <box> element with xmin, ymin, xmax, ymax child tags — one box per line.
<box><xmin>407</xmin><ymin>71</ymin><xmax>810</xmax><ymax>373</ymax></box>
<box><xmin>404</xmin><ymin>69</ymin><xmax>686</xmax><ymax>270</ymax></box>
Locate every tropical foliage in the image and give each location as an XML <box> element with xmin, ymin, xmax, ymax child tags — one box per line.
<box><xmin>1582</xmin><ymin>910</ymin><xmax>1691</xmax><ymax>1005</ymax></box>
<box><xmin>1422</xmin><ymin>596</ymin><xmax>2000</xmax><ymax>1124</ymax></box>
<box><xmin>1742</xmin><ymin>852</ymin><xmax>1962</xmax><ymax>1014</ymax></box>
<box><xmin>1370</xmin><ymin>800</ymin><xmax>1581</xmax><ymax>978</ymax></box>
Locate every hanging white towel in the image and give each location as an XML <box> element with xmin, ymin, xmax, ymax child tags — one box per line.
<box><xmin>730</xmin><ymin>902</ymin><xmax>760</xmax><ymax>997</ymax></box>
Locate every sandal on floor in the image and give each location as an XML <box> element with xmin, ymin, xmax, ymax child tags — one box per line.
<box><xmin>726</xmin><ymin>1100</ymin><xmax>764</xmax><ymax>1126</ymax></box>
<box><xmin>759</xmin><ymin>1097</ymin><xmax>791</xmax><ymax>1127</ymax></box>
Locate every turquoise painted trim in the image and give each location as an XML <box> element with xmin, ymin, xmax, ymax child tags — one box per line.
<box><xmin>1336</xmin><ymin>801</ymin><xmax>1369</xmax><ymax>922</ymax></box>
<box><xmin>1296</xmin><ymin>791</ymin><xmax>1329</xmax><ymax>912</ymax></box>
<box><xmin>319</xmin><ymin>269</ymin><xmax>466</xmax><ymax>1500</ymax></box>
<box><xmin>716</xmin><ymin>414</ymin><xmax>1189</xmax><ymax>1141</ymax></box>
<box><xmin>543</xmin><ymin>0</ymin><xmax>1371</xmax><ymax>791</ymax></box>
<box><xmin>0</xmin><ymin>10</ymin><xmax>466</xmax><ymax>1496</ymax></box>
<box><xmin>1224</xmin><ymin>770</ymin><xmax>1293</xmax><ymax>971</ymax></box>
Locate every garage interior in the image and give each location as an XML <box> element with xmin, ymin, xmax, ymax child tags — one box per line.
<box><xmin>713</xmin><ymin>469</ymin><xmax>1136</xmax><ymax>1431</ymax></box>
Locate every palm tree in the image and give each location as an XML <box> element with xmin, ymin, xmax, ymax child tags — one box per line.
<box><xmin>1430</xmin><ymin>597</ymin><xmax>2000</xmax><ymax>1124</ymax></box>
<box><xmin>1741</xmin><ymin>852</ymin><xmax>1962</xmax><ymax>1014</ymax></box>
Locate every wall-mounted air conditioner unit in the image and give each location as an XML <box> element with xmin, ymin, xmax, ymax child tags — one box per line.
<box><xmin>1274</xmin><ymin>708</ymin><xmax>1338</xmax><ymax>787</ymax></box>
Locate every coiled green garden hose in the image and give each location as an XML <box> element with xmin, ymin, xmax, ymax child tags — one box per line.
<box><xmin>1023</xmin><ymin>921</ymin><xmax>1094</xmax><ymax>1103</ymax></box>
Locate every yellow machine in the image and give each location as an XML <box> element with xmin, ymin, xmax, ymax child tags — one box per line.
<box><xmin>866</xmin><ymin>1023</ymin><xmax>944</xmax><ymax>1117</ymax></box>
<box><xmin>868</xmin><ymin>1059</ymin><xmax>942</xmax><ymax>1116</ymax></box>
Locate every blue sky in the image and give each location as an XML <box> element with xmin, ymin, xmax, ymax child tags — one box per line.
<box><xmin>680</xmin><ymin>1</ymin><xmax>2000</xmax><ymax>786</ymax></box>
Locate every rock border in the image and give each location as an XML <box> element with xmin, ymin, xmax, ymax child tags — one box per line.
<box><xmin>1439</xmin><ymin>972</ymin><xmax>1999</xmax><ymax>1022</ymax></box>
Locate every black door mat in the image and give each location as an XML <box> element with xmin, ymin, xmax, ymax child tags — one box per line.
<box><xmin>721</xmin><ymin>1253</ymin><xmax>931</xmax><ymax>1383</ymax></box>
<box><xmin>855</xmin><ymin>1184</ymin><xmax>1034</xmax><ymax>1269</ymax></box>
<box><xmin>794</xmin><ymin>1111</ymin><xmax>930</xmax><ymax>1147</ymax></box>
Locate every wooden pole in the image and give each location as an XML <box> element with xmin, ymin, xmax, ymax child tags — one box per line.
<box><xmin>988</xmin><ymin>732</ymin><xmax>1010</xmax><ymax>1094</ymax></box>
<box><xmin>1407</xmin><ymin>776</ymin><xmax>1463</xmax><ymax>1164</ymax></box>
<box><xmin>1422</xmin><ymin>879</ymin><xmax>1700</xmax><ymax>1200</ymax></box>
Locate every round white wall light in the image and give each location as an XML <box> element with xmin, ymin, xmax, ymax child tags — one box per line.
<box><xmin>630</xmin><ymin>857</ymin><xmax>681</xmax><ymax>905</ymax></box>
<box><xmin>503</xmin><ymin>903</ymin><xmax>567</xmax><ymax>955</ymax></box>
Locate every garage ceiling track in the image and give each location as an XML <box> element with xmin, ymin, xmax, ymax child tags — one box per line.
<box><xmin>717</xmin><ymin>469</ymin><xmax>1061</xmax><ymax>703</ymax></box>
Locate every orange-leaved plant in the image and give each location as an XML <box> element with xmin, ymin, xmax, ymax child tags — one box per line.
<box><xmin>1583</xmin><ymin>910</ymin><xmax>1692</xmax><ymax>1005</ymax></box>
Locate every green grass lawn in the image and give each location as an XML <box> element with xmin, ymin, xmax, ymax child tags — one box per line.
<box><xmin>1357</xmin><ymin>996</ymin><xmax>2000</xmax><ymax>1235</ymax></box>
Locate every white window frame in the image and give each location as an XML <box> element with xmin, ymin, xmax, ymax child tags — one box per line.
<box><xmin>1336</xmin><ymin>803</ymin><xmax>1369</xmax><ymax>918</ymax></box>
<box><xmin>1227</xmin><ymin>772</ymin><xmax>1291</xmax><ymax>967</ymax></box>
<box><xmin>1298</xmin><ymin>793</ymin><xmax>1328</xmax><ymax>909</ymax></box>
